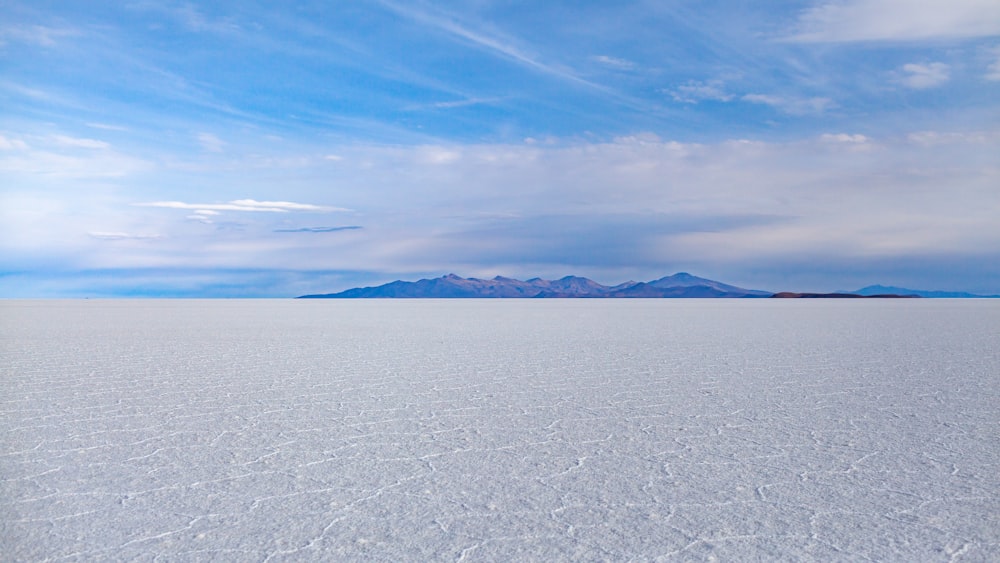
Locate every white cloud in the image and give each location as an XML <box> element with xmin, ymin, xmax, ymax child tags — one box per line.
<box><xmin>0</xmin><ymin>135</ymin><xmax>29</xmax><ymax>150</ymax></box>
<box><xmin>231</xmin><ymin>199</ymin><xmax>341</xmax><ymax>211</ymax></box>
<box><xmin>376</xmin><ymin>0</ymin><xmax>607</xmax><ymax>94</ymax></box>
<box><xmin>88</xmin><ymin>232</ymin><xmax>163</xmax><ymax>241</ymax></box>
<box><xmin>403</xmin><ymin>97</ymin><xmax>504</xmax><ymax>111</ymax></box>
<box><xmin>592</xmin><ymin>55</ymin><xmax>636</xmax><ymax>70</ymax></box>
<box><xmin>907</xmin><ymin>130</ymin><xmax>999</xmax><ymax>145</ymax></box>
<box><xmin>197</xmin><ymin>132</ymin><xmax>226</xmax><ymax>152</ymax></box>
<box><xmin>135</xmin><ymin>199</ymin><xmax>347</xmax><ymax>213</ymax></box>
<box><xmin>899</xmin><ymin>62</ymin><xmax>950</xmax><ymax>89</ymax></box>
<box><xmin>742</xmin><ymin>94</ymin><xmax>835</xmax><ymax>115</ymax></box>
<box><xmin>986</xmin><ymin>46</ymin><xmax>1000</xmax><ymax>81</ymax></box>
<box><xmin>86</xmin><ymin>122</ymin><xmax>129</xmax><ymax>131</ymax></box>
<box><xmin>786</xmin><ymin>0</ymin><xmax>1000</xmax><ymax>42</ymax></box>
<box><xmin>0</xmin><ymin>147</ymin><xmax>149</xmax><ymax>178</ymax></box>
<box><xmin>669</xmin><ymin>80</ymin><xmax>734</xmax><ymax>104</ymax></box>
<box><xmin>821</xmin><ymin>133</ymin><xmax>869</xmax><ymax>143</ymax></box>
<box><xmin>0</xmin><ymin>25</ymin><xmax>77</xmax><ymax>47</ymax></box>
<box><xmin>53</xmin><ymin>135</ymin><xmax>110</xmax><ymax>149</ymax></box>
<box><xmin>430</xmin><ymin>97</ymin><xmax>502</xmax><ymax>109</ymax></box>
<box><xmin>418</xmin><ymin>146</ymin><xmax>461</xmax><ymax>164</ymax></box>
<box><xmin>173</xmin><ymin>4</ymin><xmax>240</xmax><ymax>34</ymax></box>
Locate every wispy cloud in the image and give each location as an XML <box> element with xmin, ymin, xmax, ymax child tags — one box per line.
<box><xmin>669</xmin><ymin>80</ymin><xmax>734</xmax><ymax>104</ymax></box>
<box><xmin>0</xmin><ymin>135</ymin><xmax>29</xmax><ymax>150</ymax></box>
<box><xmin>136</xmin><ymin>199</ymin><xmax>347</xmax><ymax>213</ymax></box>
<box><xmin>127</xmin><ymin>2</ymin><xmax>242</xmax><ymax>35</ymax></box>
<box><xmin>592</xmin><ymin>55</ymin><xmax>635</xmax><ymax>70</ymax></box>
<box><xmin>405</xmin><ymin>97</ymin><xmax>504</xmax><ymax>111</ymax></box>
<box><xmin>986</xmin><ymin>46</ymin><xmax>1000</xmax><ymax>81</ymax></box>
<box><xmin>273</xmin><ymin>226</ymin><xmax>363</xmax><ymax>233</ymax></box>
<box><xmin>820</xmin><ymin>133</ymin><xmax>869</xmax><ymax>144</ymax></box>
<box><xmin>0</xmin><ymin>143</ymin><xmax>149</xmax><ymax>178</ymax></box>
<box><xmin>899</xmin><ymin>62</ymin><xmax>950</xmax><ymax>89</ymax></box>
<box><xmin>0</xmin><ymin>25</ymin><xmax>77</xmax><ymax>47</ymax></box>
<box><xmin>785</xmin><ymin>0</ymin><xmax>1000</xmax><ymax>42</ymax></box>
<box><xmin>197</xmin><ymin>132</ymin><xmax>226</xmax><ymax>152</ymax></box>
<box><xmin>172</xmin><ymin>3</ymin><xmax>241</xmax><ymax>34</ymax></box>
<box><xmin>88</xmin><ymin>231</ymin><xmax>163</xmax><ymax>241</ymax></box>
<box><xmin>376</xmin><ymin>0</ymin><xmax>606</xmax><ymax>93</ymax></box>
<box><xmin>53</xmin><ymin>135</ymin><xmax>110</xmax><ymax>149</ymax></box>
<box><xmin>743</xmin><ymin>94</ymin><xmax>835</xmax><ymax>115</ymax></box>
<box><xmin>86</xmin><ymin>122</ymin><xmax>129</xmax><ymax>131</ymax></box>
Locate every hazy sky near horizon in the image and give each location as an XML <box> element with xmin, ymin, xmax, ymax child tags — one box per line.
<box><xmin>2</xmin><ymin>0</ymin><xmax>999</xmax><ymax>297</ymax></box>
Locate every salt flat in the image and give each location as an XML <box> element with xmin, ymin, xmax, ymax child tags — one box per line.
<box><xmin>2</xmin><ymin>299</ymin><xmax>998</xmax><ymax>561</ymax></box>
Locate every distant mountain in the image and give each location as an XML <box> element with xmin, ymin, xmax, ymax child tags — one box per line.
<box><xmin>772</xmin><ymin>292</ymin><xmax>918</xmax><ymax>299</ymax></box>
<box><xmin>647</xmin><ymin>272</ymin><xmax>773</xmax><ymax>296</ymax></box>
<box><xmin>298</xmin><ymin>272</ymin><xmax>772</xmax><ymax>299</ymax></box>
<box><xmin>850</xmin><ymin>285</ymin><xmax>999</xmax><ymax>298</ymax></box>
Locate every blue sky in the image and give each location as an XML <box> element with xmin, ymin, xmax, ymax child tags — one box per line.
<box><xmin>2</xmin><ymin>0</ymin><xmax>999</xmax><ymax>297</ymax></box>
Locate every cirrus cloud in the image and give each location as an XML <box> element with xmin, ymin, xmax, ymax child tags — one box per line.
<box><xmin>785</xmin><ymin>0</ymin><xmax>1000</xmax><ymax>42</ymax></box>
<box><xmin>899</xmin><ymin>62</ymin><xmax>950</xmax><ymax>89</ymax></box>
<box><xmin>742</xmin><ymin>94</ymin><xmax>835</xmax><ymax>115</ymax></box>
<box><xmin>88</xmin><ymin>231</ymin><xmax>163</xmax><ymax>241</ymax></box>
<box><xmin>135</xmin><ymin>199</ymin><xmax>349</xmax><ymax>213</ymax></box>
<box><xmin>273</xmin><ymin>226</ymin><xmax>363</xmax><ymax>233</ymax></box>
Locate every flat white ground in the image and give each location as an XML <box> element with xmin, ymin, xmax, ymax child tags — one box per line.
<box><xmin>2</xmin><ymin>299</ymin><xmax>998</xmax><ymax>561</ymax></box>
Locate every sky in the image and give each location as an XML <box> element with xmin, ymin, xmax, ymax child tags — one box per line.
<box><xmin>1</xmin><ymin>0</ymin><xmax>999</xmax><ymax>297</ymax></box>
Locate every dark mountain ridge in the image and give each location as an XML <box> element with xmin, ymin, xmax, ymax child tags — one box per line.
<box><xmin>298</xmin><ymin>274</ymin><xmax>995</xmax><ymax>299</ymax></box>
<box><xmin>847</xmin><ymin>285</ymin><xmax>1000</xmax><ymax>298</ymax></box>
<box><xmin>299</xmin><ymin>273</ymin><xmax>772</xmax><ymax>299</ymax></box>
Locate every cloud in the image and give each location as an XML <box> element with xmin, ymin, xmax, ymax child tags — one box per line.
<box><xmin>172</xmin><ymin>4</ymin><xmax>241</xmax><ymax>34</ymax></box>
<box><xmin>592</xmin><ymin>55</ymin><xmax>635</xmax><ymax>70</ymax></box>
<box><xmin>0</xmin><ymin>25</ymin><xmax>77</xmax><ymax>47</ymax></box>
<box><xmin>906</xmin><ymin>130</ymin><xmax>999</xmax><ymax>145</ymax></box>
<box><xmin>86</xmin><ymin>122</ymin><xmax>129</xmax><ymax>131</ymax></box>
<box><xmin>88</xmin><ymin>232</ymin><xmax>163</xmax><ymax>241</ymax></box>
<box><xmin>7</xmin><ymin>130</ymin><xmax>998</xmax><ymax>294</ymax></box>
<box><xmin>430</xmin><ymin>97</ymin><xmax>502</xmax><ymax>109</ymax></box>
<box><xmin>669</xmin><ymin>80</ymin><xmax>734</xmax><ymax>104</ymax></box>
<box><xmin>127</xmin><ymin>3</ymin><xmax>241</xmax><ymax>35</ymax></box>
<box><xmin>197</xmin><ymin>132</ymin><xmax>226</xmax><ymax>152</ymax></box>
<box><xmin>186</xmin><ymin>210</ymin><xmax>220</xmax><ymax>224</ymax></box>
<box><xmin>403</xmin><ymin>97</ymin><xmax>505</xmax><ymax>111</ymax></box>
<box><xmin>986</xmin><ymin>46</ymin><xmax>1000</xmax><ymax>81</ymax></box>
<box><xmin>785</xmin><ymin>0</ymin><xmax>1000</xmax><ymax>42</ymax></box>
<box><xmin>136</xmin><ymin>199</ymin><xmax>347</xmax><ymax>213</ymax></box>
<box><xmin>820</xmin><ymin>133</ymin><xmax>869</xmax><ymax>143</ymax></box>
<box><xmin>899</xmin><ymin>62</ymin><xmax>950</xmax><ymax>89</ymax></box>
<box><xmin>0</xmin><ymin>135</ymin><xmax>29</xmax><ymax>150</ymax></box>
<box><xmin>742</xmin><ymin>94</ymin><xmax>835</xmax><ymax>115</ymax></box>
<box><xmin>52</xmin><ymin>135</ymin><xmax>110</xmax><ymax>149</ymax></box>
<box><xmin>273</xmin><ymin>226</ymin><xmax>363</xmax><ymax>233</ymax></box>
<box><xmin>0</xmin><ymin>144</ymin><xmax>149</xmax><ymax>178</ymax></box>
<box><xmin>376</xmin><ymin>0</ymin><xmax>606</xmax><ymax>93</ymax></box>
<box><xmin>281</xmin><ymin>133</ymin><xmax>997</xmax><ymax>283</ymax></box>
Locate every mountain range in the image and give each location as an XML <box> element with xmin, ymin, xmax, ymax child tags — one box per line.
<box><xmin>300</xmin><ymin>273</ymin><xmax>771</xmax><ymax>298</ymax></box>
<box><xmin>847</xmin><ymin>285</ymin><xmax>1000</xmax><ymax>299</ymax></box>
<box><xmin>299</xmin><ymin>273</ymin><xmax>999</xmax><ymax>299</ymax></box>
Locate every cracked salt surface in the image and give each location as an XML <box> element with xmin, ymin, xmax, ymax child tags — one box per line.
<box><xmin>2</xmin><ymin>299</ymin><xmax>998</xmax><ymax>561</ymax></box>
